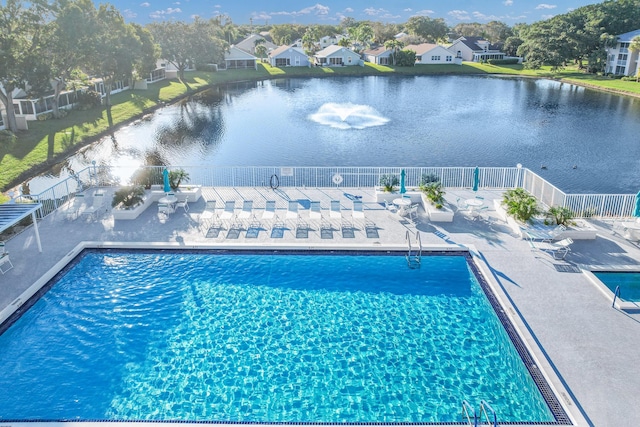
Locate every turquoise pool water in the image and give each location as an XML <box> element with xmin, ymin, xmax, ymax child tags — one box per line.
<box><xmin>0</xmin><ymin>251</ymin><xmax>558</xmax><ymax>423</ymax></box>
<box><xmin>594</xmin><ymin>271</ymin><xmax>640</xmax><ymax>302</ymax></box>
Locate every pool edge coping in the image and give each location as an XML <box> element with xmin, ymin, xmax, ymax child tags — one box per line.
<box><xmin>582</xmin><ymin>269</ymin><xmax>640</xmax><ymax>312</ymax></box>
<box><xmin>0</xmin><ymin>241</ymin><xmax>588</xmax><ymax>427</ymax></box>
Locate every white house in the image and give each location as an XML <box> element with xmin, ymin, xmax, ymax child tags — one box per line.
<box><xmin>406</xmin><ymin>43</ymin><xmax>461</xmax><ymax>65</ymax></box>
<box><xmin>268</xmin><ymin>45</ymin><xmax>310</xmax><ymax>67</ymax></box>
<box><xmin>363</xmin><ymin>46</ymin><xmax>393</xmax><ymax>65</ymax></box>
<box><xmin>235</xmin><ymin>34</ymin><xmax>278</xmax><ymax>56</ymax></box>
<box><xmin>605</xmin><ymin>29</ymin><xmax>640</xmax><ymax>76</ymax></box>
<box><xmin>318</xmin><ymin>34</ymin><xmax>346</xmax><ymax>49</ymax></box>
<box><xmin>314</xmin><ymin>45</ymin><xmax>361</xmax><ymax>67</ymax></box>
<box><xmin>224</xmin><ymin>46</ymin><xmax>258</xmax><ymax>70</ymax></box>
<box><xmin>448</xmin><ymin>36</ymin><xmax>505</xmax><ymax>62</ymax></box>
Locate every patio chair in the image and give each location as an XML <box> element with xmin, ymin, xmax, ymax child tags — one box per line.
<box><xmin>175</xmin><ymin>196</ymin><xmax>189</xmax><ymax>212</ymax></box>
<box><xmin>220</xmin><ymin>201</ymin><xmax>236</xmax><ymax>221</ymax></box>
<box><xmin>158</xmin><ymin>203</ymin><xmax>174</xmax><ymax>217</ymax></box>
<box><xmin>65</xmin><ymin>193</ymin><xmax>85</xmax><ymax>220</ymax></box>
<box><xmin>238</xmin><ymin>200</ymin><xmax>253</xmax><ymax>220</ymax></box>
<box><xmin>529</xmin><ymin>237</ymin><xmax>574</xmax><ymax>260</ymax></box>
<box><xmin>199</xmin><ymin>200</ymin><xmax>217</xmax><ymax>232</ymax></box>
<box><xmin>406</xmin><ymin>204</ymin><xmax>419</xmax><ymax>221</ymax></box>
<box><xmin>81</xmin><ymin>193</ymin><xmax>105</xmax><ymax>220</ymax></box>
<box><xmin>309</xmin><ymin>201</ymin><xmax>322</xmax><ymax>222</ymax></box>
<box><xmin>0</xmin><ymin>242</ymin><xmax>13</xmax><ymax>274</ymax></box>
<box><xmin>352</xmin><ymin>200</ymin><xmax>365</xmax><ymax>221</ymax></box>
<box><xmin>330</xmin><ymin>200</ymin><xmax>342</xmax><ymax>220</ymax></box>
<box><xmin>384</xmin><ymin>200</ymin><xmax>397</xmax><ymax>213</ymax></box>
<box><xmin>262</xmin><ymin>200</ymin><xmax>276</xmax><ymax>220</ymax></box>
<box><xmin>286</xmin><ymin>200</ymin><xmax>299</xmax><ymax>221</ymax></box>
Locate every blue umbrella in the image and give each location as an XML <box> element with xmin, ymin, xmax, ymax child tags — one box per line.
<box><xmin>400</xmin><ymin>169</ymin><xmax>406</xmax><ymax>194</ymax></box>
<box><xmin>472</xmin><ymin>167</ymin><xmax>479</xmax><ymax>192</ymax></box>
<box><xmin>163</xmin><ymin>168</ymin><xmax>171</xmax><ymax>193</ymax></box>
<box><xmin>633</xmin><ymin>190</ymin><xmax>640</xmax><ymax>217</ymax></box>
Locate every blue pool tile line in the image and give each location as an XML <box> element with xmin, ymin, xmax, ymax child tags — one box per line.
<box><xmin>0</xmin><ymin>248</ymin><xmax>571</xmax><ymax>425</ymax></box>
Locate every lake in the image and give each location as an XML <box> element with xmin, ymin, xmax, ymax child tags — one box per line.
<box><xmin>24</xmin><ymin>75</ymin><xmax>640</xmax><ymax>194</ymax></box>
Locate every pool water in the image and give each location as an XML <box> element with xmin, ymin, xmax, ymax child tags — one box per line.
<box><xmin>0</xmin><ymin>251</ymin><xmax>556</xmax><ymax>423</ymax></box>
<box><xmin>594</xmin><ymin>271</ymin><xmax>640</xmax><ymax>302</ymax></box>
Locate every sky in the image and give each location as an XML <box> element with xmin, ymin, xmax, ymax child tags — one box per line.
<box><xmin>114</xmin><ymin>0</ymin><xmax>603</xmax><ymax>26</ymax></box>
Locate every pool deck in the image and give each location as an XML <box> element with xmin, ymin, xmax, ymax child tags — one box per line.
<box><xmin>2</xmin><ymin>186</ymin><xmax>640</xmax><ymax>427</ymax></box>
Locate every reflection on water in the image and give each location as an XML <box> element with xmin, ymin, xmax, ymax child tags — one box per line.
<box><xmin>23</xmin><ymin>76</ymin><xmax>640</xmax><ymax>194</ymax></box>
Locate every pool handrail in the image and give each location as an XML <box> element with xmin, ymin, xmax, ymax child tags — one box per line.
<box><xmin>612</xmin><ymin>285</ymin><xmax>621</xmax><ymax>308</ymax></box>
<box><xmin>479</xmin><ymin>400</ymin><xmax>498</xmax><ymax>427</ymax></box>
<box><xmin>461</xmin><ymin>400</ymin><xmax>477</xmax><ymax>426</ymax></box>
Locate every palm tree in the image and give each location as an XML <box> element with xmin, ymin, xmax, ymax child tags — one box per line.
<box><xmin>255</xmin><ymin>44</ymin><xmax>267</xmax><ymax>63</ymax></box>
<box><xmin>629</xmin><ymin>36</ymin><xmax>640</xmax><ymax>82</ymax></box>
<box><xmin>384</xmin><ymin>39</ymin><xmax>404</xmax><ymax>65</ymax></box>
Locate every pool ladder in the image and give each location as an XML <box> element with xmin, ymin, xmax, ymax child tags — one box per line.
<box><xmin>405</xmin><ymin>231</ymin><xmax>422</xmax><ymax>268</ymax></box>
<box><xmin>461</xmin><ymin>400</ymin><xmax>498</xmax><ymax>427</ymax></box>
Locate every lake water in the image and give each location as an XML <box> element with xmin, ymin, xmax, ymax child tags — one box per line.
<box><xmin>25</xmin><ymin>75</ymin><xmax>640</xmax><ymax>194</ymax></box>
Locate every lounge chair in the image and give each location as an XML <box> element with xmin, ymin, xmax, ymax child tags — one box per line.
<box><xmin>384</xmin><ymin>200</ymin><xmax>397</xmax><ymax>213</ymax></box>
<box><xmin>220</xmin><ymin>201</ymin><xmax>236</xmax><ymax>221</ymax></box>
<box><xmin>65</xmin><ymin>193</ymin><xmax>85</xmax><ymax>220</ymax></box>
<box><xmin>352</xmin><ymin>200</ymin><xmax>365</xmax><ymax>221</ymax></box>
<box><xmin>0</xmin><ymin>242</ymin><xmax>13</xmax><ymax>274</ymax></box>
<box><xmin>82</xmin><ymin>193</ymin><xmax>105</xmax><ymax>220</ymax></box>
<box><xmin>330</xmin><ymin>200</ymin><xmax>342</xmax><ymax>220</ymax></box>
<box><xmin>529</xmin><ymin>237</ymin><xmax>574</xmax><ymax>260</ymax></box>
<box><xmin>200</xmin><ymin>200</ymin><xmax>217</xmax><ymax>233</ymax></box>
<box><xmin>286</xmin><ymin>200</ymin><xmax>299</xmax><ymax>221</ymax></box>
<box><xmin>262</xmin><ymin>200</ymin><xmax>276</xmax><ymax>220</ymax></box>
<box><xmin>309</xmin><ymin>201</ymin><xmax>322</xmax><ymax>222</ymax></box>
<box><xmin>238</xmin><ymin>200</ymin><xmax>253</xmax><ymax>220</ymax></box>
<box><xmin>175</xmin><ymin>196</ymin><xmax>189</xmax><ymax>212</ymax></box>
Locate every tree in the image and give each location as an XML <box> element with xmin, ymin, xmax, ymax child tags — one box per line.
<box><xmin>396</xmin><ymin>49</ymin><xmax>416</xmax><ymax>67</ymax></box>
<box><xmin>0</xmin><ymin>0</ymin><xmax>52</xmax><ymax>132</ymax></box>
<box><xmin>255</xmin><ymin>44</ymin><xmax>267</xmax><ymax>62</ymax></box>
<box><xmin>629</xmin><ymin>36</ymin><xmax>640</xmax><ymax>81</ymax></box>
<box><xmin>503</xmin><ymin>36</ymin><xmax>523</xmax><ymax>57</ymax></box>
<box><xmin>337</xmin><ymin>37</ymin><xmax>351</xmax><ymax>47</ymax></box>
<box><xmin>405</xmin><ymin>16</ymin><xmax>448</xmax><ymax>43</ymax></box>
<box><xmin>348</xmin><ymin>22</ymin><xmax>374</xmax><ymax>52</ymax></box>
<box><xmin>130</xmin><ymin>23</ymin><xmax>160</xmax><ymax>88</ymax></box>
<box><xmin>301</xmin><ymin>26</ymin><xmax>319</xmax><ymax>55</ymax></box>
<box><xmin>384</xmin><ymin>39</ymin><xmax>404</xmax><ymax>65</ymax></box>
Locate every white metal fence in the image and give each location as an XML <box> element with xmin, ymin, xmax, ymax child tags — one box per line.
<box><xmin>14</xmin><ymin>165</ymin><xmax>638</xmax><ymax>220</ymax></box>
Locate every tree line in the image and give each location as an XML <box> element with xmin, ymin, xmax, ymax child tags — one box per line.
<box><xmin>2</xmin><ymin>0</ymin><xmax>640</xmax><ymax>134</ymax></box>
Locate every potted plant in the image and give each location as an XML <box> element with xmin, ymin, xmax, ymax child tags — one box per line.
<box><xmin>501</xmin><ymin>188</ymin><xmax>540</xmax><ymax>224</ymax></box>
<box><xmin>379</xmin><ymin>174</ymin><xmax>399</xmax><ymax>192</ymax></box>
<box><xmin>420</xmin><ymin>181</ymin><xmax>445</xmax><ymax>209</ymax></box>
<box><xmin>112</xmin><ymin>185</ymin><xmax>145</xmax><ymax>210</ymax></box>
<box><xmin>169</xmin><ymin>169</ymin><xmax>190</xmax><ymax>191</ymax></box>
<box><xmin>544</xmin><ymin>206</ymin><xmax>575</xmax><ymax>226</ymax></box>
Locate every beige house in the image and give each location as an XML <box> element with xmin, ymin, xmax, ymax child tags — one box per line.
<box><xmin>313</xmin><ymin>45</ymin><xmax>361</xmax><ymax>67</ymax></box>
<box><xmin>406</xmin><ymin>43</ymin><xmax>461</xmax><ymax>65</ymax></box>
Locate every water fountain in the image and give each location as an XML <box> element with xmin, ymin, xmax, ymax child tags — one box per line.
<box><xmin>308</xmin><ymin>102</ymin><xmax>389</xmax><ymax>130</ymax></box>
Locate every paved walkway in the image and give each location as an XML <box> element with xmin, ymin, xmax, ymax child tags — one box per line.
<box><xmin>2</xmin><ymin>186</ymin><xmax>640</xmax><ymax>427</ymax></box>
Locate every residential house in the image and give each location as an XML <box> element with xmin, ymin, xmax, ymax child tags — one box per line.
<box><xmin>268</xmin><ymin>45</ymin><xmax>310</xmax><ymax>67</ymax></box>
<box><xmin>406</xmin><ymin>43</ymin><xmax>461</xmax><ymax>65</ymax></box>
<box><xmin>318</xmin><ymin>34</ymin><xmax>346</xmax><ymax>49</ymax></box>
<box><xmin>224</xmin><ymin>46</ymin><xmax>258</xmax><ymax>70</ymax></box>
<box><xmin>448</xmin><ymin>36</ymin><xmax>505</xmax><ymax>62</ymax></box>
<box><xmin>363</xmin><ymin>46</ymin><xmax>393</xmax><ymax>65</ymax></box>
<box><xmin>605</xmin><ymin>29</ymin><xmax>640</xmax><ymax>76</ymax></box>
<box><xmin>235</xmin><ymin>34</ymin><xmax>278</xmax><ymax>56</ymax></box>
<box><xmin>314</xmin><ymin>45</ymin><xmax>361</xmax><ymax>67</ymax></box>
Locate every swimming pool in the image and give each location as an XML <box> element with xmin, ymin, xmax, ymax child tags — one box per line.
<box><xmin>589</xmin><ymin>271</ymin><xmax>640</xmax><ymax>311</ymax></box>
<box><xmin>0</xmin><ymin>250</ymin><xmax>569</xmax><ymax>424</ymax></box>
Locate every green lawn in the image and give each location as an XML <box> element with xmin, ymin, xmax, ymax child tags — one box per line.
<box><xmin>1</xmin><ymin>62</ymin><xmax>639</xmax><ymax>192</ymax></box>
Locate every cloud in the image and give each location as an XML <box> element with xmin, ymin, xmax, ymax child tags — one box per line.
<box><xmin>214</xmin><ymin>4</ymin><xmax>221</xmax><ymax>7</ymax></box>
<box><xmin>149</xmin><ymin>7</ymin><xmax>182</xmax><ymax>19</ymax></box>
<box><xmin>504</xmin><ymin>0</ymin><xmax>513</xmax><ymax>5</ymax></box>
<box><xmin>173</xmin><ymin>1</ymin><xmax>180</xmax><ymax>4</ymax></box>
<box><xmin>270</xmin><ymin>3</ymin><xmax>330</xmax><ymax>18</ymax></box>
<box><xmin>472</xmin><ymin>11</ymin><xmax>500</xmax><ymax>21</ymax></box>
<box><xmin>536</xmin><ymin>3</ymin><xmax>557</xmax><ymax>9</ymax></box>
<box><xmin>404</xmin><ymin>8</ymin><xmax>412</xmax><ymax>12</ymax></box>
<box><xmin>413</xmin><ymin>9</ymin><xmax>434</xmax><ymax>16</ymax></box>
<box><xmin>251</xmin><ymin>12</ymin><xmax>272</xmax><ymax>20</ymax></box>
<box><xmin>448</xmin><ymin>9</ymin><xmax>471</xmax><ymax>20</ymax></box>
<box><xmin>363</xmin><ymin>7</ymin><xmax>387</xmax><ymax>16</ymax></box>
<box><xmin>140</xmin><ymin>2</ymin><xmax>150</xmax><ymax>6</ymax></box>
<box><xmin>123</xmin><ymin>9</ymin><xmax>137</xmax><ymax>18</ymax></box>
<box><xmin>344</xmin><ymin>7</ymin><xmax>353</xmax><ymax>13</ymax></box>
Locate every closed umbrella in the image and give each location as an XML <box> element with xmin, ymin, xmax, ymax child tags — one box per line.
<box><xmin>400</xmin><ymin>169</ymin><xmax>406</xmax><ymax>194</ymax></box>
<box><xmin>633</xmin><ymin>190</ymin><xmax>640</xmax><ymax>217</ymax></box>
<box><xmin>472</xmin><ymin>167</ymin><xmax>479</xmax><ymax>192</ymax></box>
<box><xmin>163</xmin><ymin>168</ymin><xmax>171</xmax><ymax>193</ymax></box>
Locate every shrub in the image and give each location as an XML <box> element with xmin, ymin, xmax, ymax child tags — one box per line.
<box><xmin>488</xmin><ymin>58</ymin><xmax>520</xmax><ymax>65</ymax></box>
<box><xmin>77</xmin><ymin>90</ymin><xmax>103</xmax><ymax>110</ymax></box>
<box><xmin>396</xmin><ymin>50</ymin><xmax>416</xmax><ymax>67</ymax></box>
<box><xmin>420</xmin><ymin>181</ymin><xmax>445</xmax><ymax>206</ymax></box>
<box><xmin>111</xmin><ymin>185</ymin><xmax>145</xmax><ymax>209</ymax></box>
<box><xmin>169</xmin><ymin>168</ymin><xmax>190</xmax><ymax>191</ymax></box>
<box><xmin>502</xmin><ymin>188</ymin><xmax>540</xmax><ymax>223</ymax></box>
<box><xmin>420</xmin><ymin>173</ymin><xmax>440</xmax><ymax>186</ymax></box>
<box><xmin>0</xmin><ymin>130</ymin><xmax>17</xmax><ymax>145</ymax></box>
<box><xmin>544</xmin><ymin>206</ymin><xmax>575</xmax><ymax>226</ymax></box>
<box><xmin>379</xmin><ymin>174</ymin><xmax>399</xmax><ymax>192</ymax></box>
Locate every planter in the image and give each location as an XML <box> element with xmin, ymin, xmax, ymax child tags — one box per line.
<box><xmin>112</xmin><ymin>194</ymin><xmax>154</xmax><ymax>220</ymax></box>
<box><xmin>150</xmin><ymin>185</ymin><xmax>202</xmax><ymax>203</ymax></box>
<box><xmin>421</xmin><ymin>193</ymin><xmax>454</xmax><ymax>222</ymax></box>
<box><xmin>375</xmin><ymin>188</ymin><xmax>420</xmax><ymax>203</ymax></box>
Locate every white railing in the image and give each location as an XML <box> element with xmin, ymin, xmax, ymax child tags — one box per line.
<box><xmin>16</xmin><ymin>165</ymin><xmax>638</xmax><ymax>220</ymax></box>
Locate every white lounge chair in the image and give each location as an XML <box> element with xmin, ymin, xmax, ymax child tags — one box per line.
<box><xmin>529</xmin><ymin>237</ymin><xmax>574</xmax><ymax>260</ymax></box>
<box><xmin>238</xmin><ymin>200</ymin><xmax>253</xmax><ymax>219</ymax></box>
<box><xmin>330</xmin><ymin>200</ymin><xmax>341</xmax><ymax>219</ymax></box>
<box><xmin>220</xmin><ymin>201</ymin><xmax>236</xmax><ymax>221</ymax></box>
<box><xmin>0</xmin><ymin>242</ymin><xmax>13</xmax><ymax>274</ymax></box>
<box><xmin>200</xmin><ymin>200</ymin><xmax>217</xmax><ymax>232</ymax></box>
<box><xmin>82</xmin><ymin>193</ymin><xmax>105</xmax><ymax>220</ymax></box>
<box><xmin>384</xmin><ymin>200</ymin><xmax>397</xmax><ymax>213</ymax></box>
<box><xmin>352</xmin><ymin>200</ymin><xmax>365</xmax><ymax>221</ymax></box>
<box><xmin>309</xmin><ymin>201</ymin><xmax>322</xmax><ymax>222</ymax></box>
<box><xmin>65</xmin><ymin>193</ymin><xmax>85</xmax><ymax>220</ymax></box>
<box><xmin>262</xmin><ymin>200</ymin><xmax>276</xmax><ymax>220</ymax></box>
<box><xmin>286</xmin><ymin>200</ymin><xmax>299</xmax><ymax>221</ymax></box>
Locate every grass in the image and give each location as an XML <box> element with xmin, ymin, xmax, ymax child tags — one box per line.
<box><xmin>2</xmin><ymin>61</ymin><xmax>639</xmax><ymax>192</ymax></box>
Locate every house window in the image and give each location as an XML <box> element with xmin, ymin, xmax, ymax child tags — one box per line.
<box><xmin>431</xmin><ymin>55</ymin><xmax>440</xmax><ymax>61</ymax></box>
<box><xmin>456</xmin><ymin>51</ymin><xmax>462</xmax><ymax>58</ymax></box>
<box><xmin>446</xmin><ymin>56</ymin><xmax>452</xmax><ymax>62</ymax></box>
<box><xmin>618</xmin><ymin>53</ymin><xmax>628</xmax><ymax>61</ymax></box>
<box><xmin>20</xmin><ymin>100</ymin><xmax>34</xmax><ymax>115</ymax></box>
<box><xmin>615</xmin><ymin>65</ymin><xmax>625</xmax><ymax>74</ymax></box>
<box><xmin>275</xmin><ymin>58</ymin><xmax>290</xmax><ymax>67</ymax></box>
<box><xmin>416</xmin><ymin>55</ymin><xmax>422</xmax><ymax>61</ymax></box>
<box><xmin>0</xmin><ymin>114</ymin><xmax>3</xmax><ymax>127</ymax></box>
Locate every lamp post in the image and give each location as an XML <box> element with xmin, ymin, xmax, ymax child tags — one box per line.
<box><xmin>516</xmin><ymin>163</ymin><xmax>523</xmax><ymax>188</ymax></box>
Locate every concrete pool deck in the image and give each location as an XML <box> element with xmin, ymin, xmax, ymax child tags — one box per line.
<box><xmin>2</xmin><ymin>186</ymin><xmax>640</xmax><ymax>427</ymax></box>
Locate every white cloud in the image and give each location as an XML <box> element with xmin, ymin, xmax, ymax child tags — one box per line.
<box><xmin>149</xmin><ymin>7</ymin><xmax>182</xmax><ymax>19</ymax></box>
<box><xmin>191</xmin><ymin>14</ymin><xmax>199</xmax><ymax>19</ymax></box>
<box><xmin>214</xmin><ymin>4</ymin><xmax>221</xmax><ymax>7</ymax></box>
<box><xmin>472</xmin><ymin>11</ymin><xmax>500</xmax><ymax>21</ymax></box>
<box><xmin>140</xmin><ymin>2</ymin><xmax>150</xmax><ymax>7</ymax></box>
<box><xmin>448</xmin><ymin>9</ymin><xmax>471</xmax><ymax>20</ymax></box>
<box><xmin>364</xmin><ymin>7</ymin><xmax>388</xmax><ymax>16</ymax></box>
<box><xmin>123</xmin><ymin>9</ymin><xmax>137</xmax><ymax>18</ymax></box>
<box><xmin>344</xmin><ymin>7</ymin><xmax>354</xmax><ymax>13</ymax></box>
<box><xmin>404</xmin><ymin>8</ymin><xmax>412</xmax><ymax>12</ymax></box>
<box><xmin>504</xmin><ymin>0</ymin><xmax>513</xmax><ymax>5</ymax></box>
<box><xmin>173</xmin><ymin>2</ymin><xmax>180</xmax><ymax>4</ymax></box>
<box><xmin>251</xmin><ymin>11</ymin><xmax>272</xmax><ymax>20</ymax></box>
<box><xmin>270</xmin><ymin>3</ymin><xmax>330</xmax><ymax>18</ymax></box>
<box><xmin>413</xmin><ymin>9</ymin><xmax>434</xmax><ymax>16</ymax></box>
<box><xmin>541</xmin><ymin>14</ymin><xmax>555</xmax><ymax>19</ymax></box>
<box><xmin>536</xmin><ymin>3</ymin><xmax>557</xmax><ymax>9</ymax></box>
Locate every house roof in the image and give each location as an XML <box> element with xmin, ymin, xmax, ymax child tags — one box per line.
<box><xmin>268</xmin><ymin>45</ymin><xmax>306</xmax><ymax>57</ymax></box>
<box><xmin>235</xmin><ymin>34</ymin><xmax>278</xmax><ymax>54</ymax></box>
<box><xmin>225</xmin><ymin>46</ymin><xmax>257</xmax><ymax>60</ymax></box>
<box><xmin>405</xmin><ymin>43</ymin><xmax>439</xmax><ymax>55</ymax></box>
<box><xmin>363</xmin><ymin>46</ymin><xmax>391</xmax><ymax>56</ymax></box>
<box><xmin>314</xmin><ymin>45</ymin><xmax>357</xmax><ymax>58</ymax></box>
<box><xmin>616</xmin><ymin>29</ymin><xmax>640</xmax><ymax>42</ymax></box>
<box><xmin>454</xmin><ymin>36</ymin><xmax>486</xmax><ymax>51</ymax></box>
